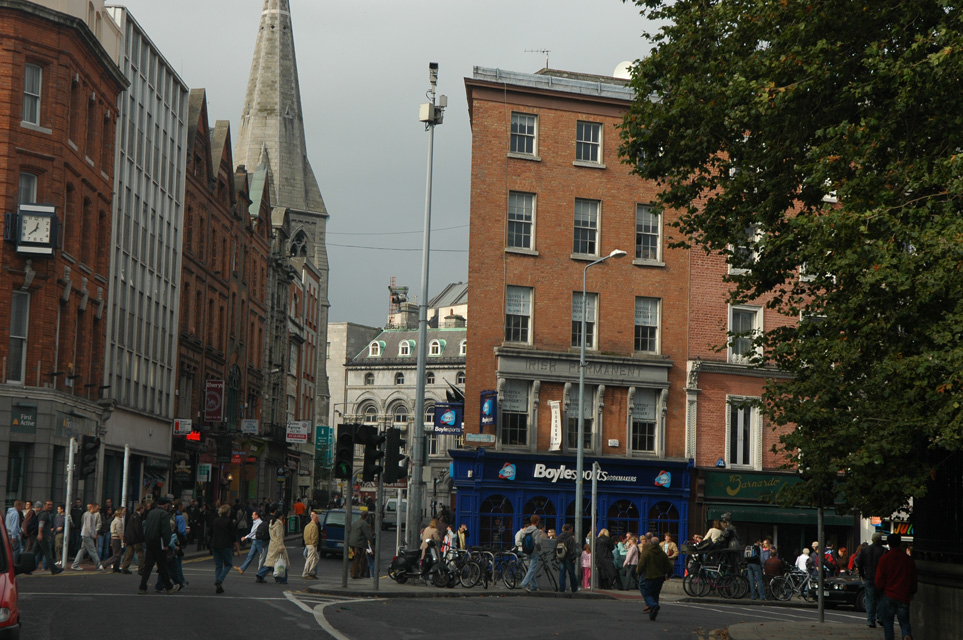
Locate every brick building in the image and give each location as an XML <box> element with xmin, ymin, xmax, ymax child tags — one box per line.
<box><xmin>0</xmin><ymin>0</ymin><xmax>126</xmax><ymax>506</ymax></box>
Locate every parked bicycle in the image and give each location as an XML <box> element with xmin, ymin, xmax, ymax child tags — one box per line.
<box><xmin>769</xmin><ymin>569</ymin><xmax>817</xmax><ymax>603</ymax></box>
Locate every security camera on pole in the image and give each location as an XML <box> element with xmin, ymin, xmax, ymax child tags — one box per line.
<box><xmin>407</xmin><ymin>62</ymin><xmax>446</xmax><ymax>550</ymax></box>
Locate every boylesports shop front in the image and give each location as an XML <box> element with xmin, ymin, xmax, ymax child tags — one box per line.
<box><xmin>451</xmin><ymin>448</ymin><xmax>691</xmax><ymax>571</ymax></box>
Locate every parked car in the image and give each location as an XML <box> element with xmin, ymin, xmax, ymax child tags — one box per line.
<box><xmin>823</xmin><ymin>574</ymin><xmax>866</xmax><ymax>611</ymax></box>
<box><xmin>317</xmin><ymin>509</ymin><xmax>364</xmax><ymax>557</ymax></box>
<box><xmin>0</xmin><ymin>514</ymin><xmax>37</xmax><ymax>638</ymax></box>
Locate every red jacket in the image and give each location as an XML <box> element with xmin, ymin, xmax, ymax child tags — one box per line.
<box><xmin>875</xmin><ymin>548</ymin><xmax>917</xmax><ymax>603</ymax></box>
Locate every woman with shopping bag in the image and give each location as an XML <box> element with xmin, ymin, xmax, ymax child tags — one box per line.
<box><xmin>254</xmin><ymin>507</ymin><xmax>289</xmax><ymax>584</ymax></box>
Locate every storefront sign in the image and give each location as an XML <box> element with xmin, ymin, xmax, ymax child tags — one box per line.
<box><xmin>480</xmin><ymin>390</ymin><xmax>497</xmax><ymax>431</ymax></box>
<box><xmin>205</xmin><ymin>379</ymin><xmax>224</xmax><ymax>423</ymax></box>
<box><xmin>548</xmin><ymin>400</ymin><xmax>561</xmax><ymax>451</ymax></box>
<box><xmin>240</xmin><ymin>419</ymin><xmax>259</xmax><ymax>435</ymax></box>
<box><xmin>197</xmin><ymin>463</ymin><xmax>211</xmax><ymax>482</ymax></box>
<box><xmin>704</xmin><ymin>471</ymin><xmax>800</xmax><ymax>501</ymax></box>
<box><xmin>276</xmin><ymin>466</ymin><xmax>286</xmax><ymax>483</ymax></box>
<box><xmin>173</xmin><ymin>460</ymin><xmax>192</xmax><ymax>483</ymax></box>
<box><xmin>433</xmin><ymin>402</ymin><xmax>463</xmax><ymax>435</ymax></box>
<box><xmin>458</xmin><ymin>451</ymin><xmax>682</xmax><ymax>489</ymax></box>
<box><xmin>11</xmin><ymin>405</ymin><xmax>36</xmax><ymax>434</ymax></box>
<box><xmin>173</xmin><ymin>418</ymin><xmax>192</xmax><ymax>435</ymax></box>
<box><xmin>285</xmin><ymin>420</ymin><xmax>311</xmax><ymax>444</ymax></box>
<box><xmin>465</xmin><ymin>433</ymin><xmax>496</xmax><ymax>444</ymax></box>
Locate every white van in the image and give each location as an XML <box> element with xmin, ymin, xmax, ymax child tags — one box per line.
<box><xmin>382</xmin><ymin>498</ymin><xmax>407</xmax><ymax>531</ymax></box>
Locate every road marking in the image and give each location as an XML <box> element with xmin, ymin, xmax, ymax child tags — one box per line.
<box><xmin>22</xmin><ymin>592</ymin><xmax>289</xmax><ymax>600</ymax></box>
<box><xmin>284</xmin><ymin>591</ymin><xmax>383</xmax><ymax>640</ymax></box>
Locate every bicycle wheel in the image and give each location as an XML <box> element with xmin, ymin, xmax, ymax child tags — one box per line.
<box><xmin>769</xmin><ymin>576</ymin><xmax>792</xmax><ymax>601</ymax></box>
<box><xmin>502</xmin><ymin>557</ymin><xmax>522</xmax><ymax>589</ymax></box>
<box><xmin>431</xmin><ymin>567</ymin><xmax>450</xmax><ymax>588</ymax></box>
<box><xmin>460</xmin><ymin>560</ymin><xmax>481</xmax><ymax>588</ymax></box>
<box><xmin>723</xmin><ymin>575</ymin><xmax>749</xmax><ymax>599</ymax></box>
<box><xmin>683</xmin><ymin>574</ymin><xmax>700</xmax><ymax>596</ymax></box>
<box><xmin>540</xmin><ymin>559</ymin><xmax>558</xmax><ymax>592</ymax></box>
<box><xmin>686</xmin><ymin>572</ymin><xmax>711</xmax><ymax>597</ymax></box>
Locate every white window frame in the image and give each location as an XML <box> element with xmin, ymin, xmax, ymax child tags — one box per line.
<box><xmin>627</xmin><ymin>388</ymin><xmax>659</xmax><ymax>455</ymax></box>
<box><xmin>499</xmin><ymin>379</ymin><xmax>530</xmax><ymax>448</ymax></box>
<box><xmin>726</xmin><ymin>396</ymin><xmax>762</xmax><ymax>469</ymax></box>
<box><xmin>459</xmin><ymin>339</ymin><xmax>467</xmax><ymax>356</ymax></box>
<box><xmin>573</xmin><ymin>199</ymin><xmax>600</xmax><ymax>257</ymax></box>
<box><xmin>18</xmin><ymin>173</ymin><xmax>37</xmax><ymax>205</ymax></box>
<box><xmin>635</xmin><ymin>204</ymin><xmax>661</xmax><ymax>262</ymax></box>
<box><xmin>571</xmin><ymin>292</ymin><xmax>598</xmax><ymax>350</ymax></box>
<box><xmin>566</xmin><ymin>385</ymin><xmax>598</xmax><ymax>453</ymax></box>
<box><xmin>23</xmin><ymin>63</ymin><xmax>42</xmax><ymax>125</ymax></box>
<box><xmin>505</xmin><ymin>285</ymin><xmax>532</xmax><ymax>344</ymax></box>
<box><xmin>425</xmin><ymin>371</ymin><xmax>435</xmax><ymax>385</ymax></box>
<box><xmin>391</xmin><ymin>404</ymin><xmax>409</xmax><ymax>430</ymax></box>
<box><xmin>429</xmin><ymin>340</ymin><xmax>442</xmax><ymax>356</ymax></box>
<box><xmin>728</xmin><ymin>305</ymin><xmax>762</xmax><ymax>364</ymax></box>
<box><xmin>507</xmin><ymin>191</ymin><xmax>535</xmax><ymax>250</ymax></box>
<box><xmin>728</xmin><ymin>225</ymin><xmax>760</xmax><ymax>274</ymax></box>
<box><xmin>510</xmin><ymin>112</ymin><xmax>537</xmax><ymax>156</ymax></box>
<box><xmin>575</xmin><ymin>121</ymin><xmax>602</xmax><ymax>164</ymax></box>
<box><xmin>399</xmin><ymin>341</ymin><xmax>410</xmax><ymax>356</ymax></box>
<box><xmin>368</xmin><ymin>341</ymin><xmax>381</xmax><ymax>357</ymax></box>
<box><xmin>455</xmin><ymin>371</ymin><xmax>466</xmax><ymax>385</ymax></box>
<box><xmin>634</xmin><ymin>297</ymin><xmax>660</xmax><ymax>354</ymax></box>
<box><xmin>7</xmin><ymin>292</ymin><xmax>29</xmax><ymax>384</ymax></box>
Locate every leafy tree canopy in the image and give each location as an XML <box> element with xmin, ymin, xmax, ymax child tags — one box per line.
<box><xmin>619</xmin><ymin>0</ymin><xmax>963</xmax><ymax>516</ymax></box>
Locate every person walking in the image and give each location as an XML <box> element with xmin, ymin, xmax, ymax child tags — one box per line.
<box><xmin>71</xmin><ymin>503</ymin><xmax>103</xmax><ymax>571</ymax></box>
<box><xmin>121</xmin><ymin>503</ymin><xmax>146</xmax><ymax>574</ymax></box>
<box><xmin>36</xmin><ymin>500</ymin><xmax>62</xmax><ymax>575</ymax></box>
<box><xmin>103</xmin><ymin>507</ymin><xmax>125</xmax><ymax>572</ymax></box>
<box><xmin>595</xmin><ymin>529</ymin><xmax>619</xmax><ymax>589</ymax></box>
<box><xmin>857</xmin><ymin>532</ymin><xmax>885</xmax><ymax>628</ymax></box>
<box><xmin>637</xmin><ymin>536</ymin><xmax>674</xmax><ymax>621</ymax></box>
<box><xmin>97</xmin><ymin>505</ymin><xmax>114</xmax><ymax>563</ymax></box>
<box><xmin>255</xmin><ymin>509</ymin><xmax>289</xmax><ymax>584</ymax></box>
<box><xmin>302</xmin><ymin>511</ymin><xmax>320</xmax><ymax>580</ymax></box>
<box><xmin>235</xmin><ymin>510</ymin><xmax>267</xmax><ymax>575</ymax></box>
<box><xmin>875</xmin><ymin>533</ymin><xmax>917</xmax><ymax>640</ymax></box>
<box><xmin>516</xmin><ymin>515</ymin><xmax>543</xmax><ymax>592</ymax></box>
<box><xmin>138</xmin><ymin>497</ymin><xmax>174</xmax><ymax>594</ymax></box>
<box><xmin>5</xmin><ymin>501</ymin><xmax>23</xmax><ymax>562</ymax></box>
<box><xmin>348</xmin><ymin>511</ymin><xmax>374</xmax><ymax>580</ymax></box>
<box><xmin>555</xmin><ymin>523</ymin><xmax>579</xmax><ymax>593</ymax></box>
<box><xmin>621</xmin><ymin>533</ymin><xmax>640</xmax><ymax>591</ymax></box>
<box><xmin>53</xmin><ymin>505</ymin><xmax>66</xmax><ymax>567</ymax></box>
<box><xmin>21</xmin><ymin>502</ymin><xmax>38</xmax><ymax>555</ymax></box>
<box><xmin>210</xmin><ymin>504</ymin><xmax>234</xmax><ymax>594</ymax></box>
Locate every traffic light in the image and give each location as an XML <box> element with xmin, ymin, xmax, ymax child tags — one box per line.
<box><xmin>362</xmin><ymin>433</ymin><xmax>386</xmax><ymax>482</ymax></box>
<box><xmin>333</xmin><ymin>424</ymin><xmax>354</xmax><ymax>480</ymax></box>
<box><xmin>382</xmin><ymin>428</ymin><xmax>407</xmax><ymax>483</ymax></box>
<box><xmin>80</xmin><ymin>435</ymin><xmax>100</xmax><ymax>477</ymax></box>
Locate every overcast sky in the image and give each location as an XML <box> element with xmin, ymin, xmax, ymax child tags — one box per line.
<box><xmin>118</xmin><ymin>0</ymin><xmax>655</xmax><ymax>327</ymax></box>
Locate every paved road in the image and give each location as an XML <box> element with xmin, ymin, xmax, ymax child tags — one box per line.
<box><xmin>18</xmin><ymin>544</ymin><xmax>869</xmax><ymax>640</ymax></box>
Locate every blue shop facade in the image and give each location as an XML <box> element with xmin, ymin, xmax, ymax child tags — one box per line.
<box><xmin>450</xmin><ymin>448</ymin><xmax>692</xmax><ymax>561</ymax></box>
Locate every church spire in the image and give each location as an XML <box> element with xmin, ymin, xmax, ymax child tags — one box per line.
<box><xmin>235</xmin><ymin>0</ymin><xmax>327</xmax><ymax>218</ymax></box>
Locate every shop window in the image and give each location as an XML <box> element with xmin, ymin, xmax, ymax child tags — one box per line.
<box><xmin>523</xmin><ymin>496</ymin><xmax>557</xmax><ymax>536</ymax></box>
<box><xmin>5</xmin><ymin>443</ymin><xmax>30</xmax><ymax>507</ymax></box>
<box><xmin>479</xmin><ymin>494</ymin><xmax>514</xmax><ymax>549</ymax></box>
<box><xmin>606</xmin><ymin>499</ymin><xmax>641</xmax><ymax>541</ymax></box>
<box><xmin>499</xmin><ymin>379</ymin><xmax>529</xmax><ymax>447</ymax></box>
<box><xmin>646</xmin><ymin>501</ymin><xmax>680</xmax><ymax>540</ymax></box>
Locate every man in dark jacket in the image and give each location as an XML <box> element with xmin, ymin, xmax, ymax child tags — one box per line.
<box><xmin>121</xmin><ymin>503</ymin><xmax>146</xmax><ymax>574</ymax></box>
<box><xmin>556</xmin><ymin>523</ymin><xmax>579</xmax><ymax>594</ymax></box>
<box><xmin>637</xmin><ymin>537</ymin><xmax>674</xmax><ymax>621</ymax></box>
<box><xmin>138</xmin><ymin>497</ymin><xmax>173</xmax><ymax>594</ymax></box>
<box><xmin>348</xmin><ymin>512</ymin><xmax>373</xmax><ymax>579</ymax></box>
<box><xmin>857</xmin><ymin>532</ymin><xmax>886</xmax><ymax>628</ymax></box>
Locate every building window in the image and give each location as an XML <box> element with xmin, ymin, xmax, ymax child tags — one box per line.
<box><xmin>456</xmin><ymin>371</ymin><xmax>466</xmax><ymax>385</ymax></box>
<box><xmin>566</xmin><ymin>386</ymin><xmax>596</xmax><ymax>451</ymax></box>
<box><xmin>729</xmin><ymin>224</ymin><xmax>760</xmax><ymax>274</ymax></box>
<box><xmin>505</xmin><ymin>286</ymin><xmax>532</xmax><ymax>343</ymax></box>
<box><xmin>399</xmin><ymin>341</ymin><xmax>410</xmax><ymax>356</ymax></box>
<box><xmin>6</xmin><ymin>292</ymin><xmax>29</xmax><ymax>384</ymax></box>
<box><xmin>23</xmin><ymin>64</ymin><xmax>42</xmax><ymax>125</ymax></box>
<box><xmin>362</xmin><ymin>405</ymin><xmax>378</xmax><ymax>425</ymax></box>
<box><xmin>425</xmin><ymin>406</ymin><xmax>438</xmax><ymax>455</ymax></box>
<box><xmin>571</xmin><ymin>292</ymin><xmax>598</xmax><ymax>349</ymax></box>
<box><xmin>368</xmin><ymin>341</ymin><xmax>381</xmax><ymax>357</ymax></box>
<box><xmin>395</xmin><ymin>372</ymin><xmax>405</xmax><ymax>385</ymax></box>
<box><xmin>459</xmin><ymin>340</ymin><xmax>467</xmax><ymax>356</ymax></box>
<box><xmin>500</xmin><ymin>380</ymin><xmax>529</xmax><ymax>447</ymax></box>
<box><xmin>510</xmin><ymin>112</ymin><xmax>536</xmax><ymax>155</ymax></box>
<box><xmin>729</xmin><ymin>306</ymin><xmax>762</xmax><ymax>363</ymax></box>
<box><xmin>629</xmin><ymin>389</ymin><xmax>658</xmax><ymax>453</ymax></box>
<box><xmin>429</xmin><ymin>340</ymin><xmax>442</xmax><ymax>356</ymax></box>
<box><xmin>727</xmin><ymin>397</ymin><xmax>761</xmax><ymax>468</ymax></box>
<box><xmin>635</xmin><ymin>204</ymin><xmax>661</xmax><ymax>261</ymax></box>
<box><xmin>18</xmin><ymin>173</ymin><xmax>38</xmax><ymax>205</ymax></box>
<box><xmin>425</xmin><ymin>371</ymin><xmax>435</xmax><ymax>385</ymax></box>
<box><xmin>363</xmin><ymin>372</ymin><xmax>374</xmax><ymax>385</ymax></box>
<box><xmin>392</xmin><ymin>404</ymin><xmax>409</xmax><ymax>429</ymax></box>
<box><xmin>573</xmin><ymin>199</ymin><xmax>599</xmax><ymax>256</ymax></box>
<box><xmin>634</xmin><ymin>297</ymin><xmax>660</xmax><ymax>353</ymax></box>
<box><xmin>507</xmin><ymin>191</ymin><xmax>535</xmax><ymax>250</ymax></box>
<box><xmin>575</xmin><ymin>121</ymin><xmax>601</xmax><ymax>163</ymax></box>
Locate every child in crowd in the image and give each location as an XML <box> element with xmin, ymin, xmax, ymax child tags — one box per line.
<box><xmin>581</xmin><ymin>544</ymin><xmax>592</xmax><ymax>589</ymax></box>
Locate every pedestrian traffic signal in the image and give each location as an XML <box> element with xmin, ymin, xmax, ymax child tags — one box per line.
<box><xmin>333</xmin><ymin>424</ymin><xmax>354</xmax><ymax>480</ymax></box>
<box><xmin>382</xmin><ymin>428</ymin><xmax>406</xmax><ymax>483</ymax></box>
<box><xmin>80</xmin><ymin>434</ymin><xmax>100</xmax><ymax>477</ymax></box>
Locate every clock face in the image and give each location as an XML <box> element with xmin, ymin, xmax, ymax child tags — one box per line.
<box><xmin>20</xmin><ymin>214</ymin><xmax>51</xmax><ymax>244</ymax></box>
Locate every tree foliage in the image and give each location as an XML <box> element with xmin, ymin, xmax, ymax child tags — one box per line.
<box><xmin>619</xmin><ymin>0</ymin><xmax>963</xmax><ymax>516</ymax></box>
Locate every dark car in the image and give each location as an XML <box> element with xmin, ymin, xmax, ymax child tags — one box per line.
<box><xmin>823</xmin><ymin>574</ymin><xmax>866</xmax><ymax>611</ymax></box>
<box><xmin>317</xmin><ymin>509</ymin><xmax>364</xmax><ymax>557</ymax></box>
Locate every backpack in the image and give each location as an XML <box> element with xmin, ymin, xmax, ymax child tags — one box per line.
<box><xmin>744</xmin><ymin>544</ymin><xmax>761</xmax><ymax>564</ymax></box>
<box><xmin>521</xmin><ymin>531</ymin><xmax>535</xmax><ymax>555</ymax></box>
<box><xmin>555</xmin><ymin>540</ymin><xmax>568</xmax><ymax>561</ymax></box>
<box><xmin>255</xmin><ymin>520</ymin><xmax>270</xmax><ymax>541</ymax></box>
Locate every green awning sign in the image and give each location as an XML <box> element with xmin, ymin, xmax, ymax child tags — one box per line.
<box><xmin>704</xmin><ymin>471</ymin><xmax>800</xmax><ymax>501</ymax></box>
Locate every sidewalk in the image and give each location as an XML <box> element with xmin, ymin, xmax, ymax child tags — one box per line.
<box><xmin>727</xmin><ymin>622</ymin><xmax>879</xmax><ymax>639</ymax></box>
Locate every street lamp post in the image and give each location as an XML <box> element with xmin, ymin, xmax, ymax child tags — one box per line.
<box><xmin>575</xmin><ymin>249</ymin><xmax>626</xmax><ymax>548</ymax></box>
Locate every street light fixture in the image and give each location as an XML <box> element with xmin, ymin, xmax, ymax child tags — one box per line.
<box><xmin>575</xmin><ymin>248</ymin><xmax>626</xmax><ymax>550</ymax></box>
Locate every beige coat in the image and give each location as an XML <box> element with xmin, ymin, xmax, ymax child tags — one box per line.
<box><xmin>303</xmin><ymin>520</ymin><xmax>319</xmax><ymax>547</ymax></box>
<box><xmin>263</xmin><ymin>518</ymin><xmax>289</xmax><ymax>567</ymax></box>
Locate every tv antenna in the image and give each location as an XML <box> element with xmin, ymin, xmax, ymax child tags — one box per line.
<box><xmin>525</xmin><ymin>49</ymin><xmax>551</xmax><ymax>69</ymax></box>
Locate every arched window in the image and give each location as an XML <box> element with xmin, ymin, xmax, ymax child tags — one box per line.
<box><xmin>460</xmin><ymin>339</ymin><xmax>467</xmax><ymax>356</ymax></box>
<box><xmin>290</xmin><ymin>230</ymin><xmax>308</xmax><ymax>257</ymax></box>
<box><xmin>480</xmin><ymin>494</ymin><xmax>514</xmax><ymax>549</ymax></box>
<box><xmin>363</xmin><ymin>372</ymin><xmax>374</xmax><ymax>385</ymax></box>
<box><xmin>391</xmin><ymin>404</ymin><xmax>408</xmax><ymax>428</ymax></box>
<box><xmin>646</xmin><ymin>501</ymin><xmax>681</xmax><ymax>539</ymax></box>
<box><xmin>368</xmin><ymin>341</ymin><xmax>381</xmax><ymax>357</ymax></box>
<box><xmin>362</xmin><ymin>405</ymin><xmax>379</xmax><ymax>425</ymax></box>
<box><xmin>523</xmin><ymin>496</ymin><xmax>558</xmax><ymax>536</ymax></box>
<box><xmin>425</xmin><ymin>405</ymin><xmax>437</xmax><ymax>455</ymax></box>
<box><xmin>425</xmin><ymin>371</ymin><xmax>435</xmax><ymax>385</ymax></box>
<box><xmin>429</xmin><ymin>340</ymin><xmax>442</xmax><ymax>356</ymax></box>
<box><xmin>399</xmin><ymin>341</ymin><xmax>410</xmax><ymax>356</ymax></box>
<box><xmin>456</xmin><ymin>371</ymin><xmax>466</xmax><ymax>385</ymax></box>
<box><xmin>395</xmin><ymin>372</ymin><xmax>405</xmax><ymax>385</ymax></box>
<box><xmin>606</xmin><ymin>499</ymin><xmax>641</xmax><ymax>541</ymax></box>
